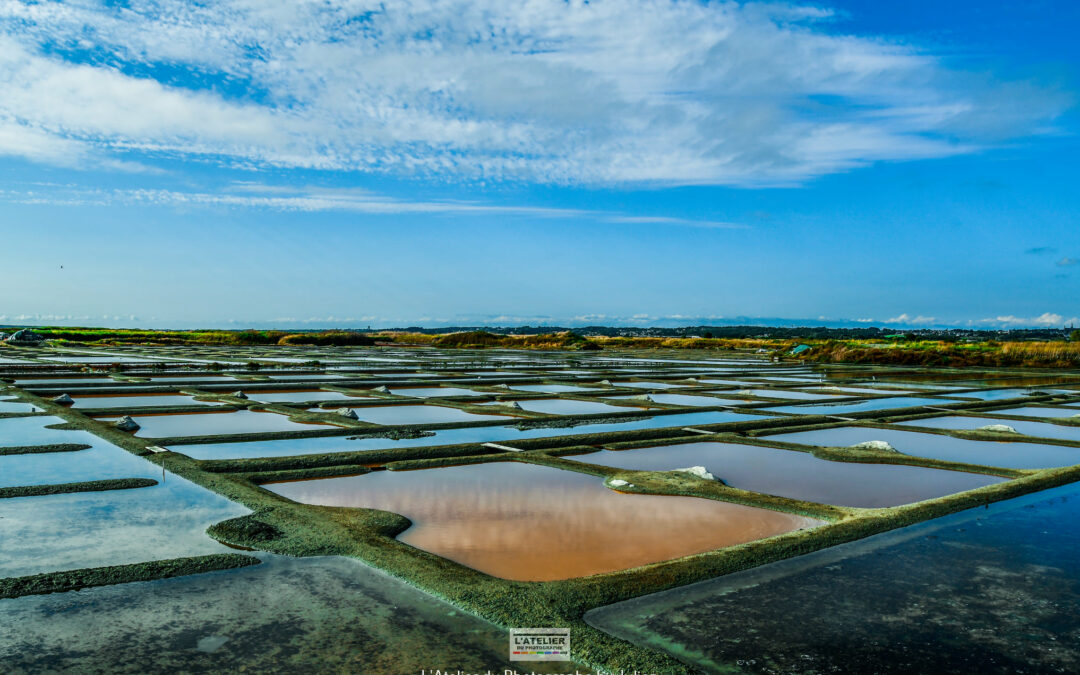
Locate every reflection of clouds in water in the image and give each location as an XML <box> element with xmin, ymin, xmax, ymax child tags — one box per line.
<box><xmin>0</xmin><ymin>476</ymin><xmax>249</xmax><ymax>577</ymax></box>
<box><xmin>0</xmin><ymin>416</ymin><xmax>85</xmax><ymax>445</ymax></box>
<box><xmin>0</xmin><ymin>417</ymin><xmax>160</xmax><ymax>488</ymax></box>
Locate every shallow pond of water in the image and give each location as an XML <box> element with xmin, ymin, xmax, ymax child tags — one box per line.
<box><xmin>141</xmin><ymin>375</ymin><xmax>243</xmax><ymax>382</ymax></box>
<box><xmin>13</xmin><ymin>377</ymin><xmax>115</xmax><ymax>385</ymax></box>
<box><xmin>0</xmin><ymin>554</ymin><xmax>565</xmax><ymax>673</ymax></box>
<box><xmin>72</xmin><ymin>394</ymin><xmax>220</xmax><ymax>409</ymax></box>
<box><xmin>613</xmin><ymin>381</ymin><xmax>690</xmax><ymax>389</ymax></box>
<box><xmin>387</xmin><ymin>387</ymin><xmax>486</xmax><ymax>397</ymax></box>
<box><xmin>804</xmin><ymin>386</ymin><xmax>919</xmax><ymax>396</ymax></box>
<box><xmin>586</xmin><ymin>483</ymin><xmax>1080</xmax><ymax>674</ymax></box>
<box><xmin>642</xmin><ymin>393</ymin><xmax>733</xmax><ymax>407</ymax></box>
<box><xmin>247</xmin><ymin>390</ymin><xmax>374</xmax><ymax>403</ymax></box>
<box><xmin>509</xmin><ymin>383</ymin><xmax>598</xmax><ymax>393</ymax></box>
<box><xmin>0</xmin><ymin>418</ymin><xmax>161</xmax><ymax>488</ymax></box>
<box><xmin>761</xmin><ymin>396</ymin><xmax>955</xmax><ymax>416</ymax></box>
<box><xmin>40</xmin><ymin>356</ymin><xmax>159</xmax><ymax>364</ymax></box>
<box><xmin>269</xmin><ymin>462</ymin><xmax>820</xmax><ymax>581</ymax></box>
<box><xmin>0</xmin><ymin>398</ymin><xmax>40</xmax><ymax>412</ymax></box>
<box><xmin>99</xmin><ymin>410</ymin><xmax>328</xmax><ymax>437</ymax></box>
<box><xmin>988</xmin><ymin>406</ymin><xmax>1080</xmax><ymax>419</ymax></box>
<box><xmin>771</xmin><ymin>426</ymin><xmax>1080</xmax><ymax>469</ymax></box>
<box><xmin>339</xmin><ymin>405</ymin><xmax>510</xmax><ymax>425</ymax></box>
<box><xmin>176</xmin><ymin>411</ymin><xmax>764</xmax><ymax>460</ymax></box>
<box><xmin>264</xmin><ymin>374</ymin><xmax>345</xmax><ymax>380</ymax></box>
<box><xmin>572</xmin><ymin>442</ymin><xmax>1003</xmax><ymax>507</ymax></box>
<box><xmin>734</xmin><ymin>389</ymin><xmax>844</xmax><ymax>400</ymax></box>
<box><xmin>516</xmin><ymin>398</ymin><xmax>644</xmax><ymax>415</ymax></box>
<box><xmin>897</xmin><ymin>416</ymin><xmax>1080</xmax><ymax>441</ymax></box>
<box><xmin>948</xmin><ymin>388</ymin><xmax>1041</xmax><ymax>401</ymax></box>
<box><xmin>0</xmin><ymin>474</ymin><xmax>247</xmax><ymax>578</ymax></box>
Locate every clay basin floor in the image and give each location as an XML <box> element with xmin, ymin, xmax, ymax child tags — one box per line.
<box><xmin>569</xmin><ymin>442</ymin><xmax>1004</xmax><ymax>508</ymax></box>
<box><xmin>268</xmin><ymin>462</ymin><xmax>820</xmax><ymax>581</ymax></box>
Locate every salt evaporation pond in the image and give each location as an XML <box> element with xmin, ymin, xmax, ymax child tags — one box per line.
<box><xmin>769</xmin><ymin>426</ymin><xmax>1080</xmax><ymax>469</ymax></box>
<box><xmin>762</xmin><ymin>397</ymin><xmax>955</xmax><ymax>415</ymax></box>
<box><xmin>988</xmin><ymin>406</ymin><xmax>1080</xmax><ymax>418</ymax></box>
<box><xmin>269</xmin><ymin>462</ymin><xmax>820</xmax><ymax>581</ymax></box>
<box><xmin>585</xmin><ymin>483</ymin><xmax>1080</xmax><ymax>674</ymax></box>
<box><xmin>175</xmin><ymin>411</ymin><xmax>764</xmax><ymax>459</ymax></box>
<box><xmin>0</xmin><ymin>474</ymin><xmax>248</xmax><ymax>578</ymax></box>
<box><xmin>387</xmin><ymin>387</ymin><xmax>486</xmax><ymax>397</ymax></box>
<box><xmin>0</xmin><ymin>417</ymin><xmax>160</xmax><ymax>488</ymax></box>
<box><xmin>247</xmin><ymin>390</ymin><xmax>374</xmax><ymax>403</ymax></box>
<box><xmin>0</xmin><ymin>554</ymin><xmax>566</xmax><ymax>673</ymax></box>
<box><xmin>733</xmin><ymin>389</ymin><xmax>845</xmax><ymax>400</ymax></box>
<box><xmin>570</xmin><ymin>442</ymin><xmax>1004</xmax><ymax>507</ymax></box>
<box><xmin>510</xmin><ymin>383</ymin><xmax>598</xmax><ymax>393</ymax></box>
<box><xmin>342</xmin><ymin>405</ymin><xmax>509</xmax><ymax>425</ymax></box>
<box><xmin>71</xmin><ymin>393</ymin><xmax>220</xmax><ymax>408</ymax></box>
<box><xmin>642</xmin><ymin>393</ymin><xmax>732</xmax><ymax>407</ymax></box>
<box><xmin>613</xmin><ymin>381</ymin><xmax>690</xmax><ymax>389</ymax></box>
<box><xmin>897</xmin><ymin>415</ymin><xmax>1080</xmax><ymax>441</ymax></box>
<box><xmin>0</xmin><ymin>398</ymin><xmax>39</xmax><ymax>413</ymax></box>
<box><xmin>100</xmin><ymin>410</ymin><xmax>328</xmax><ymax>437</ymax></box>
<box><xmin>516</xmin><ymin>398</ymin><xmax>644</xmax><ymax>415</ymax></box>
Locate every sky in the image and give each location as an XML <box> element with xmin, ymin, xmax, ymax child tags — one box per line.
<box><xmin>0</xmin><ymin>0</ymin><xmax>1077</xmax><ymax>330</ymax></box>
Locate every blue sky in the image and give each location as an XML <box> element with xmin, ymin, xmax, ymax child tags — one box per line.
<box><xmin>0</xmin><ymin>0</ymin><xmax>1077</xmax><ymax>329</ymax></box>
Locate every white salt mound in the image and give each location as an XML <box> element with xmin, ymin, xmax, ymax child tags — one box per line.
<box><xmin>850</xmin><ymin>440</ymin><xmax>897</xmax><ymax>452</ymax></box>
<box><xmin>674</xmin><ymin>465</ymin><xmax>717</xmax><ymax>481</ymax></box>
<box><xmin>608</xmin><ymin>478</ymin><xmax>632</xmax><ymax>488</ymax></box>
<box><xmin>979</xmin><ymin>424</ymin><xmax>1018</xmax><ymax>433</ymax></box>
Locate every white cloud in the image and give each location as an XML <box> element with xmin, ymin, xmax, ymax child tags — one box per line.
<box><xmin>981</xmin><ymin>313</ymin><xmax>1078</xmax><ymax>327</ymax></box>
<box><xmin>0</xmin><ymin>1</ymin><xmax>1068</xmax><ymax>186</ymax></box>
<box><xmin>883</xmin><ymin>313</ymin><xmax>936</xmax><ymax>325</ymax></box>
<box><xmin>0</xmin><ymin>183</ymin><xmax>739</xmax><ymax>228</ymax></box>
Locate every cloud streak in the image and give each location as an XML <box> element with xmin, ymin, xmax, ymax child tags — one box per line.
<box><xmin>0</xmin><ymin>183</ymin><xmax>743</xmax><ymax>228</ymax></box>
<box><xmin>0</xmin><ymin>1</ymin><xmax>1069</xmax><ymax>186</ymax></box>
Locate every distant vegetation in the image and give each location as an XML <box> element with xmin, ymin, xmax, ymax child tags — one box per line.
<box><xmin>277</xmin><ymin>332</ymin><xmax>377</xmax><ymax>346</ymax></box>
<box><xmin>431</xmin><ymin>330</ymin><xmax>600</xmax><ymax>350</ymax></box>
<box><xmin>6</xmin><ymin>325</ymin><xmax>1080</xmax><ymax>368</ymax></box>
<box><xmin>802</xmin><ymin>339</ymin><xmax>1080</xmax><ymax>368</ymax></box>
<box><xmin>10</xmin><ymin>328</ymin><xmax>376</xmax><ymax>347</ymax></box>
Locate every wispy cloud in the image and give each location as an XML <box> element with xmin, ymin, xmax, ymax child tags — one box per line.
<box><xmin>1056</xmin><ymin>257</ymin><xmax>1078</xmax><ymax>267</ymax></box>
<box><xmin>1026</xmin><ymin>246</ymin><xmax>1056</xmax><ymax>255</ymax></box>
<box><xmin>978</xmin><ymin>313</ymin><xmax>1078</xmax><ymax>327</ymax></box>
<box><xmin>883</xmin><ymin>313</ymin><xmax>936</xmax><ymax>325</ymax></box>
<box><xmin>0</xmin><ymin>183</ymin><xmax>742</xmax><ymax>228</ymax></box>
<box><xmin>0</xmin><ymin>1</ymin><xmax>1069</xmax><ymax>186</ymax></box>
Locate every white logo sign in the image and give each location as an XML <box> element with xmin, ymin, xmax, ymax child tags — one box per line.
<box><xmin>510</xmin><ymin>627</ymin><xmax>571</xmax><ymax>661</ymax></box>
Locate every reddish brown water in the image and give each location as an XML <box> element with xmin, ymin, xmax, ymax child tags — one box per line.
<box><xmin>268</xmin><ymin>462</ymin><xmax>820</xmax><ymax>581</ymax></box>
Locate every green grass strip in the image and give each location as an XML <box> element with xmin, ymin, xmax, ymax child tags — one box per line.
<box><xmin>0</xmin><ymin>553</ymin><xmax>262</xmax><ymax>598</ymax></box>
<box><xmin>0</xmin><ymin>477</ymin><xmax>158</xmax><ymax>499</ymax></box>
<box><xmin>0</xmin><ymin>443</ymin><xmax>92</xmax><ymax>455</ymax></box>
